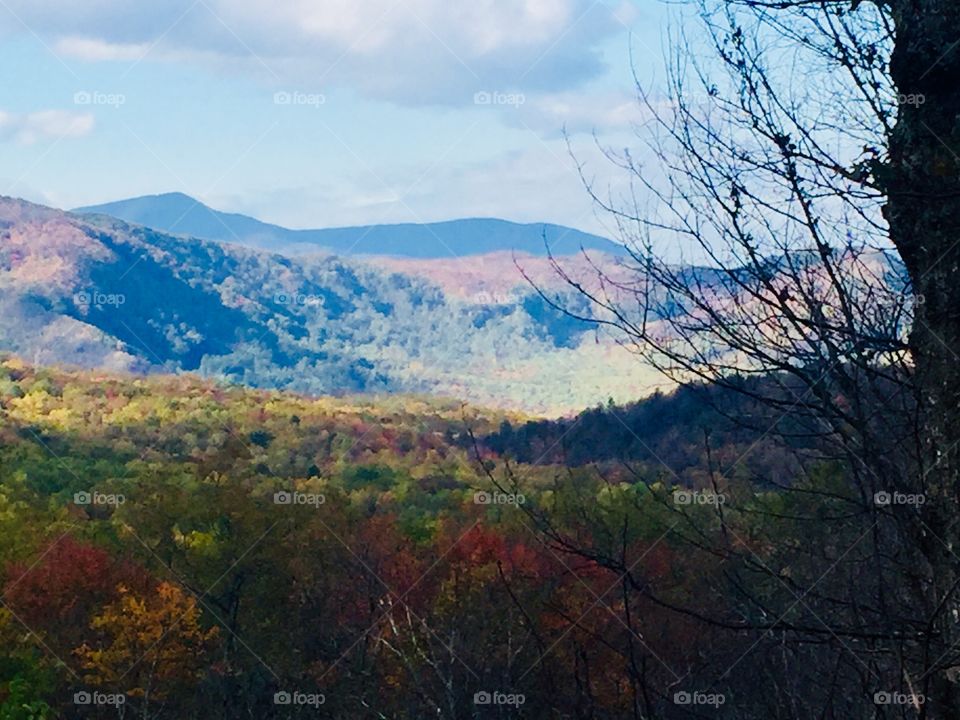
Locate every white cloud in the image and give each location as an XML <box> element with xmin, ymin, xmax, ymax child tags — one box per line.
<box><xmin>502</xmin><ymin>89</ymin><xmax>649</xmax><ymax>136</ymax></box>
<box><xmin>54</xmin><ymin>37</ymin><xmax>149</xmax><ymax>62</ymax></box>
<box><xmin>5</xmin><ymin>0</ymin><xmax>630</xmax><ymax>105</ymax></box>
<box><xmin>0</xmin><ymin>110</ymin><xmax>94</xmax><ymax>145</ymax></box>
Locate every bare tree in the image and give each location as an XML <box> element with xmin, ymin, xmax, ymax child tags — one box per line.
<box><xmin>507</xmin><ymin>1</ymin><xmax>960</xmax><ymax>716</ymax></box>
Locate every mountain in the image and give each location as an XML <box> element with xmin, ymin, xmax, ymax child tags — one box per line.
<box><xmin>73</xmin><ymin>192</ymin><xmax>626</xmax><ymax>259</ymax></box>
<box><xmin>0</xmin><ymin>196</ymin><xmax>659</xmax><ymax>414</ymax></box>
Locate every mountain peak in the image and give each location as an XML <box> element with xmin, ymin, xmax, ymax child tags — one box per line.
<box><xmin>138</xmin><ymin>191</ymin><xmax>204</xmax><ymax>207</ymax></box>
<box><xmin>0</xmin><ymin>195</ymin><xmax>69</xmax><ymax>224</ymax></box>
<box><xmin>76</xmin><ymin>191</ymin><xmax>205</xmax><ymax>214</ymax></box>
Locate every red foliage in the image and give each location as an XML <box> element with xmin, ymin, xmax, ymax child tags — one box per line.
<box><xmin>3</xmin><ymin>536</ymin><xmax>152</xmax><ymax>630</ymax></box>
<box><xmin>357</xmin><ymin>515</ymin><xmax>428</xmax><ymax>602</ymax></box>
<box><xmin>446</xmin><ymin>524</ymin><xmax>543</xmax><ymax>578</ymax></box>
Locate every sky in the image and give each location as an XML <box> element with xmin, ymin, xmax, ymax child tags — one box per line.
<box><xmin>0</xmin><ymin>0</ymin><xmax>676</xmax><ymax>236</ymax></box>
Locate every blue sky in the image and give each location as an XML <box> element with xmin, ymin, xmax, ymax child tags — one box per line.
<box><xmin>0</xmin><ymin>1</ymin><xmax>675</xmax><ymax>235</ymax></box>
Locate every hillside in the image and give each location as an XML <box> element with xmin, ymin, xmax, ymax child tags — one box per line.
<box><xmin>485</xmin><ymin>379</ymin><xmax>804</xmax><ymax>482</ymax></box>
<box><xmin>0</xmin><ymin>196</ymin><xmax>660</xmax><ymax>414</ymax></box>
<box><xmin>74</xmin><ymin>193</ymin><xmax>626</xmax><ymax>258</ymax></box>
<box><xmin>0</xmin><ymin>357</ymin><xmax>859</xmax><ymax>720</ymax></box>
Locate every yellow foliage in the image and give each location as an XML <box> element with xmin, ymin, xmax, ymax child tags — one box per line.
<box><xmin>74</xmin><ymin>581</ymin><xmax>219</xmax><ymax>698</ymax></box>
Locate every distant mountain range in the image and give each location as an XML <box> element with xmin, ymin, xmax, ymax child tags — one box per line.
<box><xmin>0</xmin><ymin>196</ymin><xmax>658</xmax><ymax>414</ymax></box>
<box><xmin>74</xmin><ymin>193</ymin><xmax>625</xmax><ymax>259</ymax></box>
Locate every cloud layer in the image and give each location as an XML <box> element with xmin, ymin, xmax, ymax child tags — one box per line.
<box><xmin>2</xmin><ymin>0</ymin><xmax>630</xmax><ymax>105</ymax></box>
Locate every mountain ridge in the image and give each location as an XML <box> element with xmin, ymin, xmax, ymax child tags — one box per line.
<box><xmin>73</xmin><ymin>192</ymin><xmax>626</xmax><ymax>259</ymax></box>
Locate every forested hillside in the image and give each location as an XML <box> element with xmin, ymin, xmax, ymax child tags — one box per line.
<box><xmin>486</xmin><ymin>381</ymin><xmax>801</xmax><ymax>479</ymax></box>
<box><xmin>0</xmin><ymin>197</ymin><xmax>657</xmax><ymax>414</ymax></box>
<box><xmin>0</xmin><ymin>357</ymin><xmax>871</xmax><ymax>719</ymax></box>
<box><xmin>4</xmin><ymin>0</ymin><xmax>956</xmax><ymax>714</ymax></box>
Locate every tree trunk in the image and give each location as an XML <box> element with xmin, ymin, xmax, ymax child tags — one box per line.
<box><xmin>886</xmin><ymin>1</ymin><xmax>960</xmax><ymax>715</ymax></box>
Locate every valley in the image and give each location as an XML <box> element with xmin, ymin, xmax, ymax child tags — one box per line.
<box><xmin>0</xmin><ymin>196</ymin><xmax>662</xmax><ymax>415</ymax></box>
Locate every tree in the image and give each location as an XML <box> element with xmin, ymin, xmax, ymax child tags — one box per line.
<box><xmin>74</xmin><ymin>582</ymin><xmax>219</xmax><ymax>720</ymax></box>
<box><xmin>525</xmin><ymin>0</ymin><xmax>960</xmax><ymax>716</ymax></box>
